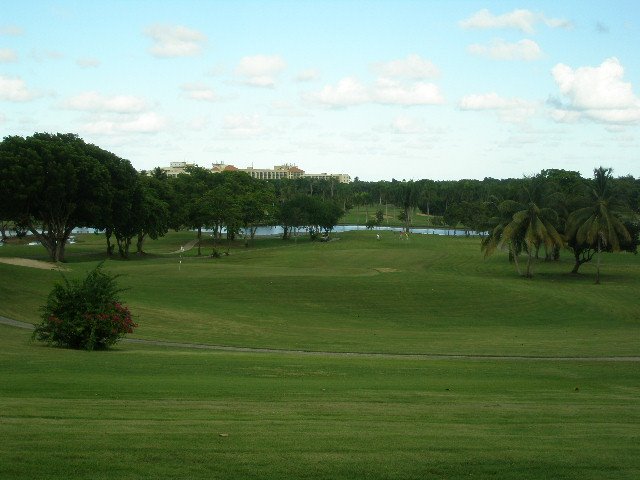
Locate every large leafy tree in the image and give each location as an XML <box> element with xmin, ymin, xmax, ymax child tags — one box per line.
<box><xmin>173</xmin><ymin>166</ymin><xmax>218</xmax><ymax>255</ymax></box>
<box><xmin>197</xmin><ymin>174</ymin><xmax>242</xmax><ymax>253</ymax></box>
<box><xmin>391</xmin><ymin>180</ymin><xmax>421</xmax><ymax>233</ymax></box>
<box><xmin>92</xmin><ymin>147</ymin><xmax>140</xmax><ymax>258</ymax></box>
<box><xmin>0</xmin><ymin>133</ymin><xmax>111</xmax><ymax>262</ymax></box>
<box><xmin>566</xmin><ymin>167</ymin><xmax>633</xmax><ymax>283</ymax></box>
<box><xmin>134</xmin><ymin>174</ymin><xmax>171</xmax><ymax>255</ymax></box>
<box><xmin>237</xmin><ymin>175</ymin><xmax>277</xmax><ymax>245</ymax></box>
<box><xmin>278</xmin><ymin>194</ymin><xmax>311</xmax><ymax>240</ymax></box>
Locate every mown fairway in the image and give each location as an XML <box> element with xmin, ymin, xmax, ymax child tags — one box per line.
<box><xmin>1</xmin><ymin>231</ymin><xmax>639</xmax><ymax>479</ymax></box>
<box><xmin>2</xmin><ymin>231</ymin><xmax>639</xmax><ymax>356</ymax></box>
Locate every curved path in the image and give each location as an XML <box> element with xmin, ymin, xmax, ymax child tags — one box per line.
<box><xmin>2</xmin><ymin>316</ymin><xmax>639</xmax><ymax>362</ymax></box>
<box><xmin>167</xmin><ymin>239</ymin><xmax>199</xmax><ymax>254</ymax></box>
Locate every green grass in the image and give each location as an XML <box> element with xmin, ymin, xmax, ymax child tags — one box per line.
<box><xmin>339</xmin><ymin>204</ymin><xmax>442</xmax><ymax>227</ymax></box>
<box><xmin>2</xmin><ymin>231</ymin><xmax>638</xmax><ymax>356</ymax></box>
<box><xmin>1</xmin><ymin>325</ymin><xmax>639</xmax><ymax>480</ymax></box>
<box><xmin>1</xmin><ymin>231</ymin><xmax>639</xmax><ymax>478</ymax></box>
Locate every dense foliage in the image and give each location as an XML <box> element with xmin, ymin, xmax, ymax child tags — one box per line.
<box><xmin>1</xmin><ymin>132</ymin><xmax>638</xmax><ymax>280</ymax></box>
<box><xmin>33</xmin><ymin>265</ymin><xmax>136</xmax><ymax>350</ymax></box>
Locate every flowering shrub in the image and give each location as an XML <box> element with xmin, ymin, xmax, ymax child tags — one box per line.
<box><xmin>33</xmin><ymin>265</ymin><xmax>137</xmax><ymax>350</ymax></box>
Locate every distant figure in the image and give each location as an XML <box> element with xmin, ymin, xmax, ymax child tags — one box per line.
<box><xmin>376</xmin><ymin>234</ymin><xmax>380</xmax><ymax>240</ymax></box>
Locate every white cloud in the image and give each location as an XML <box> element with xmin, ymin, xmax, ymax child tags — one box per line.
<box><xmin>30</xmin><ymin>50</ymin><xmax>64</xmax><ymax>62</ymax></box>
<box><xmin>372</xmin><ymin>54</ymin><xmax>439</xmax><ymax>79</ymax></box>
<box><xmin>145</xmin><ymin>24</ymin><xmax>206</xmax><ymax>58</ymax></box>
<box><xmin>373</xmin><ymin>78</ymin><xmax>444</xmax><ymax>105</ymax></box>
<box><xmin>0</xmin><ymin>25</ymin><xmax>23</xmax><ymax>36</ymax></box>
<box><xmin>309</xmin><ymin>77</ymin><xmax>370</xmax><ymax>107</ymax></box>
<box><xmin>76</xmin><ymin>57</ymin><xmax>100</xmax><ymax>68</ymax></box>
<box><xmin>468</xmin><ymin>39</ymin><xmax>542</xmax><ymax>61</ymax></box>
<box><xmin>222</xmin><ymin>114</ymin><xmax>265</xmax><ymax>136</ymax></box>
<box><xmin>269</xmin><ymin>101</ymin><xmax>311</xmax><ymax>118</ymax></box>
<box><xmin>82</xmin><ymin>112</ymin><xmax>168</xmax><ymax>135</ymax></box>
<box><xmin>459</xmin><ymin>9</ymin><xmax>571</xmax><ymax>33</ymax></box>
<box><xmin>235</xmin><ymin>55</ymin><xmax>286</xmax><ymax>87</ymax></box>
<box><xmin>181</xmin><ymin>83</ymin><xmax>218</xmax><ymax>101</ymax></box>
<box><xmin>0</xmin><ymin>75</ymin><xmax>39</xmax><ymax>102</ymax></box>
<box><xmin>296</xmin><ymin>68</ymin><xmax>320</xmax><ymax>82</ymax></box>
<box><xmin>0</xmin><ymin>48</ymin><xmax>17</xmax><ymax>63</ymax></box>
<box><xmin>459</xmin><ymin>92</ymin><xmax>537</xmax><ymax>123</ymax></box>
<box><xmin>551</xmin><ymin>57</ymin><xmax>640</xmax><ymax>124</ymax></box>
<box><xmin>389</xmin><ymin>115</ymin><xmax>425</xmax><ymax>134</ymax></box>
<box><xmin>188</xmin><ymin>116</ymin><xmax>210</xmax><ymax>131</ymax></box>
<box><xmin>63</xmin><ymin>92</ymin><xmax>149</xmax><ymax>113</ymax></box>
<box><xmin>308</xmin><ymin>77</ymin><xmax>444</xmax><ymax>107</ymax></box>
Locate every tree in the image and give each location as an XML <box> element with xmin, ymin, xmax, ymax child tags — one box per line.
<box><xmin>481</xmin><ymin>199</ymin><xmax>525</xmax><ymax>276</ymax></box>
<box><xmin>482</xmin><ymin>179</ymin><xmax>564</xmax><ymax>278</ymax></box>
<box><xmin>197</xmin><ymin>173</ymin><xmax>242</xmax><ymax>254</ymax></box>
<box><xmin>392</xmin><ymin>180</ymin><xmax>421</xmax><ymax>233</ymax></box>
<box><xmin>93</xmin><ymin>148</ymin><xmax>140</xmax><ymax>258</ymax></box>
<box><xmin>278</xmin><ymin>194</ymin><xmax>310</xmax><ymax>240</ymax></box>
<box><xmin>0</xmin><ymin>133</ymin><xmax>111</xmax><ymax>262</ymax></box>
<box><xmin>501</xmin><ymin>202</ymin><xmax>564</xmax><ymax>278</ymax></box>
<box><xmin>566</xmin><ymin>167</ymin><xmax>633</xmax><ymax>283</ymax></box>
<box><xmin>238</xmin><ymin>176</ymin><xmax>277</xmax><ymax>246</ymax></box>
<box><xmin>310</xmin><ymin>198</ymin><xmax>343</xmax><ymax>238</ymax></box>
<box><xmin>135</xmin><ymin>174</ymin><xmax>171</xmax><ymax>255</ymax></box>
<box><xmin>173</xmin><ymin>166</ymin><xmax>217</xmax><ymax>255</ymax></box>
<box><xmin>0</xmin><ymin>219</ymin><xmax>11</xmax><ymax>242</ymax></box>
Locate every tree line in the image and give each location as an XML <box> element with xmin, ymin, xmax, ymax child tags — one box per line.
<box><xmin>1</xmin><ymin>133</ymin><xmax>638</xmax><ymax>280</ymax></box>
<box><xmin>0</xmin><ymin>133</ymin><xmax>344</xmax><ymax>261</ymax></box>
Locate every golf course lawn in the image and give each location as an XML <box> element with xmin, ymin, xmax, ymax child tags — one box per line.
<box><xmin>1</xmin><ymin>231</ymin><xmax>639</xmax><ymax>478</ymax></box>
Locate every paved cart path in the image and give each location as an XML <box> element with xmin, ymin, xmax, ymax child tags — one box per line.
<box><xmin>2</xmin><ymin>316</ymin><xmax>639</xmax><ymax>362</ymax></box>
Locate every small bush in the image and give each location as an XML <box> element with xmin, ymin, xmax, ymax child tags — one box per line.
<box><xmin>33</xmin><ymin>265</ymin><xmax>137</xmax><ymax>350</ymax></box>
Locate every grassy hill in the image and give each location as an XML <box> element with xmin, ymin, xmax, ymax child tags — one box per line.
<box><xmin>2</xmin><ymin>230</ymin><xmax>639</xmax><ymax>356</ymax></box>
<box><xmin>1</xmin><ymin>231</ymin><xmax>639</xmax><ymax>479</ymax></box>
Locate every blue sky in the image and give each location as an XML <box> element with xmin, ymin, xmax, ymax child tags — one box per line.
<box><xmin>1</xmin><ymin>0</ymin><xmax>639</xmax><ymax>180</ymax></box>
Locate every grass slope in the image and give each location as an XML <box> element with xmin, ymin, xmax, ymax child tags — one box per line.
<box><xmin>1</xmin><ymin>232</ymin><xmax>639</xmax><ymax>478</ymax></box>
<box><xmin>1</xmin><ymin>231</ymin><xmax>639</xmax><ymax>356</ymax></box>
<box><xmin>1</xmin><ymin>325</ymin><xmax>639</xmax><ymax>480</ymax></box>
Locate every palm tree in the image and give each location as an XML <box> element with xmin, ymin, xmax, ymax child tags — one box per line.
<box><xmin>482</xmin><ymin>180</ymin><xmax>564</xmax><ymax>278</ymax></box>
<box><xmin>500</xmin><ymin>201</ymin><xmax>564</xmax><ymax>278</ymax></box>
<box><xmin>481</xmin><ymin>198</ymin><xmax>524</xmax><ymax>276</ymax></box>
<box><xmin>566</xmin><ymin>167</ymin><xmax>631</xmax><ymax>284</ymax></box>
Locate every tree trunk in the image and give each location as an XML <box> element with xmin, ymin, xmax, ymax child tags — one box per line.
<box><xmin>54</xmin><ymin>240</ymin><xmax>66</xmax><ymax>263</ymax></box>
<box><xmin>28</xmin><ymin>222</ymin><xmax>71</xmax><ymax>263</ymax></box>
<box><xmin>595</xmin><ymin>236</ymin><xmax>601</xmax><ymax>284</ymax></box>
<box><xmin>526</xmin><ymin>246</ymin><xmax>533</xmax><ymax>278</ymax></box>
<box><xmin>105</xmin><ymin>229</ymin><xmax>115</xmax><ymax>257</ymax></box>
<box><xmin>197</xmin><ymin>226</ymin><xmax>202</xmax><ymax>256</ymax></box>
<box><xmin>404</xmin><ymin>206</ymin><xmax>410</xmax><ymax>233</ymax></box>
<box><xmin>510</xmin><ymin>243</ymin><xmax>522</xmax><ymax>276</ymax></box>
<box><xmin>571</xmin><ymin>252</ymin><xmax>582</xmax><ymax>274</ymax></box>
<box><xmin>136</xmin><ymin>232</ymin><xmax>146</xmax><ymax>255</ymax></box>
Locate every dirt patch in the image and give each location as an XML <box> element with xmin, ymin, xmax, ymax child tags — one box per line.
<box><xmin>374</xmin><ymin>267</ymin><xmax>400</xmax><ymax>273</ymax></box>
<box><xmin>0</xmin><ymin>257</ymin><xmax>68</xmax><ymax>271</ymax></box>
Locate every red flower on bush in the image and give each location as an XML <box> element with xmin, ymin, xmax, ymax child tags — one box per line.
<box><xmin>33</xmin><ymin>265</ymin><xmax>137</xmax><ymax>350</ymax></box>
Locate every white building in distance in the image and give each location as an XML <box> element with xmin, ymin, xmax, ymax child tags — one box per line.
<box><xmin>211</xmin><ymin>163</ymin><xmax>351</xmax><ymax>183</ymax></box>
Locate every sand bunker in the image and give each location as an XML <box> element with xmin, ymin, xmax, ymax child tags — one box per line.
<box><xmin>0</xmin><ymin>257</ymin><xmax>68</xmax><ymax>271</ymax></box>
